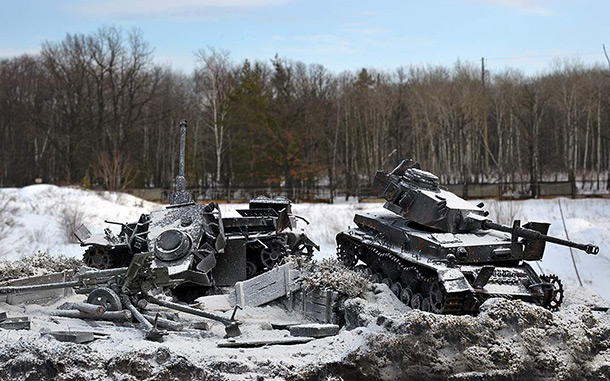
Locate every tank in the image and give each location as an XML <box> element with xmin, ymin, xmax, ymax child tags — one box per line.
<box><xmin>76</xmin><ymin>120</ymin><xmax>318</xmax><ymax>291</ymax></box>
<box><xmin>336</xmin><ymin>159</ymin><xmax>599</xmax><ymax>314</ymax></box>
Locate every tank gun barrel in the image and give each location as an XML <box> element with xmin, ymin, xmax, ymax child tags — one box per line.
<box><xmin>481</xmin><ymin>219</ymin><xmax>599</xmax><ymax>255</ymax></box>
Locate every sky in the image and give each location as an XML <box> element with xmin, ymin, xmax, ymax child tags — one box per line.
<box><xmin>0</xmin><ymin>0</ymin><xmax>608</xmax><ymax>75</ymax></box>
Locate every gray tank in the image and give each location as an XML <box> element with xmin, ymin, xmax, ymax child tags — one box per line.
<box><xmin>76</xmin><ymin>120</ymin><xmax>318</xmax><ymax>293</ymax></box>
<box><xmin>336</xmin><ymin>159</ymin><xmax>599</xmax><ymax>314</ymax></box>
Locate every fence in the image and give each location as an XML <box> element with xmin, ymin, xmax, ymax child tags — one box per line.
<box><xmin>127</xmin><ymin>179</ymin><xmax>610</xmax><ymax>204</ymax></box>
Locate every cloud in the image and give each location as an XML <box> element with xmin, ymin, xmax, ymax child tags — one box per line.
<box><xmin>463</xmin><ymin>0</ymin><xmax>553</xmax><ymax>15</ymax></box>
<box><xmin>72</xmin><ymin>0</ymin><xmax>291</xmax><ymax>18</ymax></box>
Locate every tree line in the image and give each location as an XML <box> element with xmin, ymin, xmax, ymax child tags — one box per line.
<box><xmin>2</xmin><ymin>27</ymin><xmax>610</xmax><ymax>199</ymax></box>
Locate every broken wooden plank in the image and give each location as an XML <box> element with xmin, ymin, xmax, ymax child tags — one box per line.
<box><xmin>0</xmin><ymin>317</ymin><xmax>30</xmax><ymax>330</ymax></box>
<box><xmin>50</xmin><ymin>309</ymin><xmax>132</xmax><ymax>321</ymax></box>
<box><xmin>217</xmin><ymin>336</ymin><xmax>314</xmax><ymax>348</ymax></box>
<box><xmin>44</xmin><ymin>331</ymin><xmax>96</xmax><ymax>344</ymax></box>
<box><xmin>270</xmin><ymin>320</ymin><xmax>303</xmax><ymax>330</ymax></box>
<box><xmin>229</xmin><ymin>263</ymin><xmax>301</xmax><ymax>307</ymax></box>
<box><xmin>1</xmin><ymin>270</ymin><xmax>74</xmax><ymax>305</ymax></box>
<box><xmin>192</xmin><ymin>321</ymin><xmax>211</xmax><ymax>331</ymax></box>
<box><xmin>289</xmin><ymin>324</ymin><xmax>340</xmax><ymax>338</ymax></box>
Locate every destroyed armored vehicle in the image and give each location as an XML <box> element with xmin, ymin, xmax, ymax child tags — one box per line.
<box><xmin>336</xmin><ymin>159</ymin><xmax>599</xmax><ymax>314</ymax></box>
<box><xmin>76</xmin><ymin>120</ymin><xmax>318</xmax><ymax>290</ymax></box>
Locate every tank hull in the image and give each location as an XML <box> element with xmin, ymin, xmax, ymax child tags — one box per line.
<box><xmin>336</xmin><ymin>210</ymin><xmax>557</xmax><ymax>314</ymax></box>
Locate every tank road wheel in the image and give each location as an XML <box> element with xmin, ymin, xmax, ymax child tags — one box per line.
<box><xmin>390</xmin><ymin>282</ymin><xmax>403</xmax><ymax>297</ymax></box>
<box><xmin>400</xmin><ymin>287</ymin><xmax>413</xmax><ymax>305</ymax></box>
<box><xmin>411</xmin><ymin>293</ymin><xmax>423</xmax><ymax>310</ymax></box>
<box><xmin>421</xmin><ymin>297</ymin><xmax>432</xmax><ymax>312</ymax></box>
<box><xmin>540</xmin><ymin>274</ymin><xmax>564</xmax><ymax>311</ymax></box>
<box><xmin>83</xmin><ymin>247</ymin><xmax>113</xmax><ymax>270</ymax></box>
<box><xmin>336</xmin><ymin>236</ymin><xmax>358</xmax><ymax>269</ymax></box>
<box><xmin>382</xmin><ymin>277</ymin><xmax>392</xmax><ymax>287</ymax></box>
<box><xmin>246</xmin><ymin>261</ymin><xmax>258</xmax><ymax>279</ymax></box>
<box><xmin>428</xmin><ymin>281</ymin><xmax>447</xmax><ymax>314</ymax></box>
<box><xmin>87</xmin><ymin>287</ymin><xmax>122</xmax><ymax>311</ymax></box>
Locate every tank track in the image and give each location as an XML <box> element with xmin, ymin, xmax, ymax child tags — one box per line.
<box><xmin>338</xmin><ymin>234</ymin><xmax>465</xmax><ymax>314</ymax></box>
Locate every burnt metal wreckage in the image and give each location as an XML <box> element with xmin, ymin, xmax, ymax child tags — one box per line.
<box><xmin>336</xmin><ymin>159</ymin><xmax>600</xmax><ymax>315</ymax></box>
<box><xmin>0</xmin><ymin>119</ymin><xmax>319</xmax><ymax>342</ymax></box>
<box><xmin>0</xmin><ymin>252</ymin><xmax>243</xmax><ymax>340</ymax></box>
<box><xmin>75</xmin><ymin>119</ymin><xmax>319</xmax><ymax>294</ymax></box>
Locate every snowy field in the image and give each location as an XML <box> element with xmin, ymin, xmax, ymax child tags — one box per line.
<box><xmin>1</xmin><ymin>184</ymin><xmax>609</xmax><ymax>300</ymax></box>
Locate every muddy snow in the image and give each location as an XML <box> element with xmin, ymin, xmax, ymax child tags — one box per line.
<box><xmin>0</xmin><ymin>284</ymin><xmax>609</xmax><ymax>380</ymax></box>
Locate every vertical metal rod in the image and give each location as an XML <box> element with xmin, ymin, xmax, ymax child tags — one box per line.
<box><xmin>179</xmin><ymin>119</ymin><xmax>187</xmax><ymax>179</ymax></box>
<box><xmin>557</xmin><ymin>198</ymin><xmax>583</xmax><ymax>287</ymax></box>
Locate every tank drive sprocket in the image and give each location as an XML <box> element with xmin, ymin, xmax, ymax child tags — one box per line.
<box><xmin>83</xmin><ymin>246</ymin><xmax>113</xmax><ymax>270</ymax></box>
<box><xmin>540</xmin><ymin>273</ymin><xmax>564</xmax><ymax>311</ymax></box>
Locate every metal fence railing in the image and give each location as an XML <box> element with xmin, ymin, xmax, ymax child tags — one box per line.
<box><xmin>127</xmin><ymin>180</ymin><xmax>610</xmax><ymax>203</ymax></box>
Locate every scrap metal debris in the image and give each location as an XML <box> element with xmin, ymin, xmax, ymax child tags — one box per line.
<box><xmin>217</xmin><ymin>337</ymin><xmax>314</xmax><ymax>348</ymax></box>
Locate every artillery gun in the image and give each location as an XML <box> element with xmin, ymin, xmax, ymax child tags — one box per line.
<box><xmin>336</xmin><ymin>159</ymin><xmax>599</xmax><ymax>314</ymax></box>
<box><xmin>0</xmin><ymin>252</ymin><xmax>242</xmax><ymax>340</ymax></box>
<box><xmin>76</xmin><ymin>120</ymin><xmax>318</xmax><ymax>293</ymax></box>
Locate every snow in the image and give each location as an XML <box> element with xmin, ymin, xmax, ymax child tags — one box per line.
<box><xmin>1</xmin><ymin>186</ymin><xmax>610</xmax><ymax>379</ymax></box>
<box><xmin>1</xmin><ymin>185</ymin><xmax>610</xmax><ymax>301</ymax></box>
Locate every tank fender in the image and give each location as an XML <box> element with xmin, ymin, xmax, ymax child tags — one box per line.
<box><xmin>437</xmin><ymin>268</ymin><xmax>472</xmax><ymax>293</ymax></box>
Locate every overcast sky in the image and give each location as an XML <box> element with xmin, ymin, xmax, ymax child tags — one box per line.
<box><xmin>0</xmin><ymin>0</ymin><xmax>608</xmax><ymax>75</ymax></box>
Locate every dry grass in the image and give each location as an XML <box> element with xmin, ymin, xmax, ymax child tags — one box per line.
<box><xmin>0</xmin><ymin>252</ymin><xmax>82</xmax><ymax>282</ymax></box>
<box><xmin>0</xmin><ymin>194</ymin><xmax>19</xmax><ymax>244</ymax></box>
<box><xmin>58</xmin><ymin>205</ymin><xmax>86</xmax><ymax>243</ymax></box>
<box><xmin>296</xmin><ymin>258</ymin><xmax>370</xmax><ymax>298</ymax></box>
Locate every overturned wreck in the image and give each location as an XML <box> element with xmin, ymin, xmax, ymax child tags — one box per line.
<box><xmin>336</xmin><ymin>159</ymin><xmax>600</xmax><ymax>314</ymax></box>
<box><xmin>76</xmin><ymin>120</ymin><xmax>318</xmax><ymax>291</ymax></box>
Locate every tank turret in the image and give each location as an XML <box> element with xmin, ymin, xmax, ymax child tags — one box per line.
<box><xmin>374</xmin><ymin>159</ymin><xmax>598</xmax><ymax>256</ymax></box>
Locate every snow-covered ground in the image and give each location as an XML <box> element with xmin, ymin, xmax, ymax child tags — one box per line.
<box><xmin>1</xmin><ymin>185</ymin><xmax>609</xmax><ymax>300</ymax></box>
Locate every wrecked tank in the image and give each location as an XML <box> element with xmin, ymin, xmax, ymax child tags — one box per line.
<box><xmin>76</xmin><ymin>120</ymin><xmax>318</xmax><ymax>290</ymax></box>
<box><xmin>336</xmin><ymin>159</ymin><xmax>599</xmax><ymax>314</ymax></box>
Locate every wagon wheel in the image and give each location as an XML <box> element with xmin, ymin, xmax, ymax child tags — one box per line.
<box><xmin>87</xmin><ymin>287</ymin><xmax>122</xmax><ymax>311</ymax></box>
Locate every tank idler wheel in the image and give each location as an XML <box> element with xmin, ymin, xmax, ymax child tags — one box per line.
<box><xmin>382</xmin><ymin>278</ymin><xmax>392</xmax><ymax>287</ymax></box>
<box><xmin>540</xmin><ymin>274</ymin><xmax>564</xmax><ymax>311</ymax></box>
<box><xmin>421</xmin><ymin>297</ymin><xmax>432</xmax><ymax>312</ymax></box>
<box><xmin>372</xmin><ymin>273</ymin><xmax>383</xmax><ymax>284</ymax></box>
<box><xmin>400</xmin><ymin>287</ymin><xmax>412</xmax><ymax>306</ymax></box>
<box><xmin>428</xmin><ymin>281</ymin><xmax>446</xmax><ymax>314</ymax></box>
<box><xmin>87</xmin><ymin>287</ymin><xmax>122</xmax><ymax>311</ymax></box>
<box><xmin>390</xmin><ymin>282</ymin><xmax>402</xmax><ymax>297</ymax></box>
<box><xmin>411</xmin><ymin>293</ymin><xmax>423</xmax><ymax>310</ymax></box>
<box><xmin>246</xmin><ymin>261</ymin><xmax>257</xmax><ymax>279</ymax></box>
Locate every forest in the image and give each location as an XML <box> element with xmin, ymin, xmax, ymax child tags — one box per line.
<box><xmin>1</xmin><ymin>26</ymin><xmax>609</xmax><ymax>199</ymax></box>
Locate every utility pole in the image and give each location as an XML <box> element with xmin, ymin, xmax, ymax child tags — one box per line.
<box><xmin>482</xmin><ymin>57</ymin><xmax>489</xmax><ymax>174</ymax></box>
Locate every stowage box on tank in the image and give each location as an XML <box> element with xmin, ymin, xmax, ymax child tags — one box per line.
<box><xmin>336</xmin><ymin>159</ymin><xmax>599</xmax><ymax>314</ymax></box>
